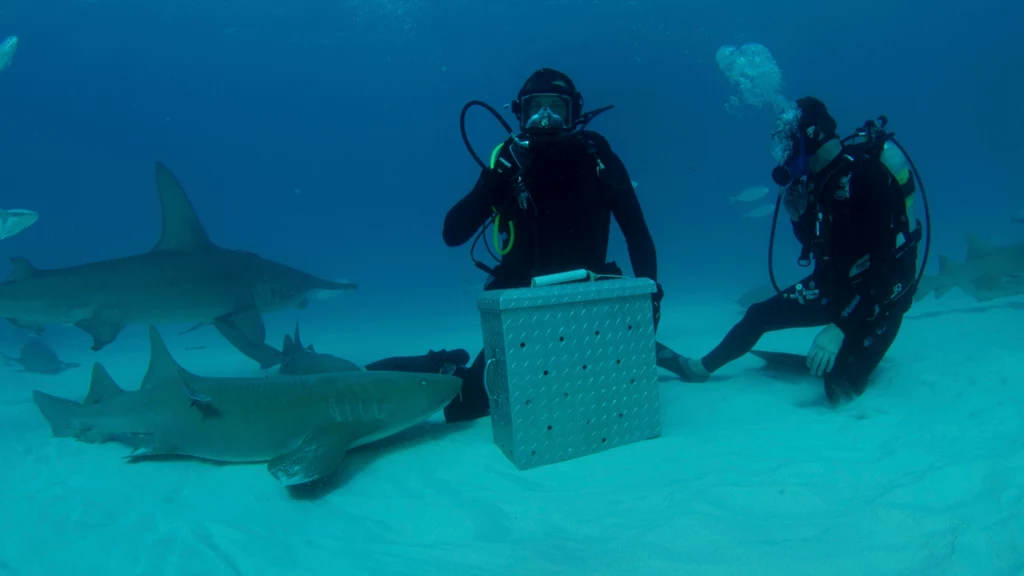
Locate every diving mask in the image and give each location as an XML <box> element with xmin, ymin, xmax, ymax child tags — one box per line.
<box><xmin>520</xmin><ymin>93</ymin><xmax>572</xmax><ymax>133</ymax></box>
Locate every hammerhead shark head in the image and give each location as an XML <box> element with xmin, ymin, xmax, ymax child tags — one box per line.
<box><xmin>32</xmin><ymin>325</ymin><xmax>463</xmax><ymax>487</ymax></box>
<box><xmin>0</xmin><ymin>162</ymin><xmax>356</xmax><ymax>364</ymax></box>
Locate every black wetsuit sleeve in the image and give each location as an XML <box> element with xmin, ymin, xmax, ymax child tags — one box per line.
<box><xmin>604</xmin><ymin>151</ymin><xmax>658</xmax><ymax>283</ymax></box>
<box><xmin>442</xmin><ymin>169</ymin><xmax>507</xmax><ymax>247</ymax></box>
<box><xmin>835</xmin><ymin>163</ymin><xmax>902</xmax><ymax>333</ymax></box>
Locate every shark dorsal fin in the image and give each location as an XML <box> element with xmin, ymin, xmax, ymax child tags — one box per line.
<box><xmin>151</xmin><ymin>162</ymin><xmax>214</xmax><ymax>252</ymax></box>
<box><xmin>7</xmin><ymin>257</ymin><xmax>39</xmax><ymax>281</ymax></box>
<box><xmin>282</xmin><ymin>334</ymin><xmax>298</xmax><ymax>355</ymax></box>
<box><xmin>84</xmin><ymin>363</ymin><xmax>125</xmax><ymax>404</ymax></box>
<box><xmin>291</xmin><ymin>323</ymin><xmax>315</xmax><ymax>352</ymax></box>
<box><xmin>965</xmin><ymin>234</ymin><xmax>993</xmax><ymax>262</ymax></box>
<box><xmin>141</xmin><ymin>325</ymin><xmax>188</xmax><ymax>389</ymax></box>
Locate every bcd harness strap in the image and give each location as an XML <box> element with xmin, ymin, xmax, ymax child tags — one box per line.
<box><xmin>797</xmin><ymin>144</ymin><xmax>921</xmax><ymax>274</ymax></box>
<box><xmin>488</xmin><ymin>132</ymin><xmax>610</xmax><ymax>258</ymax></box>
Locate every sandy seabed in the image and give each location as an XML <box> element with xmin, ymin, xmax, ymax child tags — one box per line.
<box><xmin>2</xmin><ymin>293</ymin><xmax>1022</xmax><ymax>576</ymax></box>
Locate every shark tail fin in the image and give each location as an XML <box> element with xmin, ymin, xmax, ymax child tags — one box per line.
<box><xmin>141</xmin><ymin>325</ymin><xmax>189</xmax><ymax>389</ymax></box>
<box><xmin>84</xmin><ymin>363</ymin><xmax>125</xmax><ymax>404</ymax></box>
<box><xmin>32</xmin><ymin>389</ymin><xmax>87</xmax><ymax>438</ymax></box>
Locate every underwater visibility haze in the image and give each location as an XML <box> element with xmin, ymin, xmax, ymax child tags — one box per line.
<box><xmin>0</xmin><ymin>0</ymin><xmax>1022</xmax><ymax>574</ymax></box>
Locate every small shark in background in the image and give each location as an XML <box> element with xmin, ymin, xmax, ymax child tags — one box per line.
<box><xmin>32</xmin><ymin>325</ymin><xmax>463</xmax><ymax>487</ymax></box>
<box><xmin>0</xmin><ymin>161</ymin><xmax>357</xmax><ymax>364</ymax></box>
<box><xmin>0</xmin><ymin>208</ymin><xmax>39</xmax><ymax>240</ymax></box>
<box><xmin>735</xmin><ymin>283</ymin><xmax>777</xmax><ymax>309</ymax></box>
<box><xmin>279</xmin><ymin>322</ymin><xmax>362</xmax><ymax>375</ymax></box>
<box><xmin>2</xmin><ymin>338</ymin><xmax>80</xmax><ymax>375</ymax></box>
<box><xmin>914</xmin><ymin>234</ymin><xmax>1024</xmax><ymax>303</ymax></box>
<box><xmin>747</xmin><ymin>349</ymin><xmax>817</xmax><ymax>377</ymax></box>
<box><xmin>208</xmin><ymin>321</ymin><xmax>362</xmax><ymax>373</ymax></box>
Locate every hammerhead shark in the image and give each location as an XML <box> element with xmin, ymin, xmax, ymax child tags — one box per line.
<box><xmin>0</xmin><ymin>162</ymin><xmax>356</xmax><ymax>365</ymax></box>
<box><xmin>32</xmin><ymin>325</ymin><xmax>463</xmax><ymax>487</ymax></box>
<box><xmin>914</xmin><ymin>234</ymin><xmax>1024</xmax><ymax>303</ymax></box>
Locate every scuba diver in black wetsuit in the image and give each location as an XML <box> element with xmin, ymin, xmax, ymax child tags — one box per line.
<box><xmin>673</xmin><ymin>97</ymin><xmax>930</xmax><ymax>406</ymax></box>
<box><xmin>365</xmin><ymin>67</ymin><xmax>688</xmax><ymax>423</ymax></box>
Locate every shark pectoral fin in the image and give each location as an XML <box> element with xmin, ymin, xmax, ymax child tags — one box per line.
<box><xmin>74</xmin><ymin>316</ymin><xmax>124</xmax><ymax>351</ymax></box>
<box><xmin>215</xmin><ymin>308</ymin><xmax>266</xmax><ymax>346</ymax></box>
<box><xmin>214</xmin><ymin>309</ymin><xmax>280</xmax><ymax>370</ymax></box>
<box><xmin>267</xmin><ymin>422</ymin><xmax>364</xmax><ymax>486</ymax></box>
<box><xmin>179</xmin><ymin>322</ymin><xmax>208</xmax><ymax>335</ymax></box>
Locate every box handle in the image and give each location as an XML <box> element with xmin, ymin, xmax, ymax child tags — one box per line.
<box><xmin>530</xmin><ymin>269</ymin><xmax>629</xmax><ymax>287</ymax></box>
<box><xmin>483</xmin><ymin>357</ymin><xmax>502</xmax><ymax>410</ymax></box>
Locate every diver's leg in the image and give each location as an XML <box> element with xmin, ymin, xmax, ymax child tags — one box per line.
<box><xmin>824</xmin><ymin>312</ymin><xmax>904</xmax><ymax>406</ymax></box>
<box><xmin>656</xmin><ymin>342</ymin><xmax>689</xmax><ymax>373</ymax></box>
<box><xmin>363</xmin><ymin>348</ymin><xmax>471</xmax><ymax>374</ymax></box>
<box><xmin>443</xmin><ymin>349</ymin><xmax>490</xmax><ymax>424</ymax></box>
<box><xmin>667</xmin><ymin>278</ymin><xmax>834</xmax><ymax>382</ymax></box>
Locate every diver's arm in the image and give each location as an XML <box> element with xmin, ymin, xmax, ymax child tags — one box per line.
<box><xmin>605</xmin><ymin>153</ymin><xmax>658</xmax><ymax>282</ymax></box>
<box><xmin>834</xmin><ymin>164</ymin><xmax>902</xmax><ymax>333</ymax></box>
<box><xmin>442</xmin><ymin>169</ymin><xmax>508</xmax><ymax>247</ymax></box>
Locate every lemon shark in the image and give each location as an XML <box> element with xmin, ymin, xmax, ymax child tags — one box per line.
<box><xmin>914</xmin><ymin>234</ymin><xmax>1024</xmax><ymax>303</ymax></box>
<box><xmin>0</xmin><ymin>161</ymin><xmax>356</xmax><ymax>366</ymax></box>
<box><xmin>32</xmin><ymin>325</ymin><xmax>463</xmax><ymax>486</ymax></box>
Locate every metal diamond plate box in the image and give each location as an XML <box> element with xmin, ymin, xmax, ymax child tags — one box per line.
<box><xmin>477</xmin><ymin>276</ymin><xmax>661</xmax><ymax>470</ymax></box>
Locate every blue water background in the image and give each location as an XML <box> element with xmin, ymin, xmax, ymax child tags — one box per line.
<box><xmin>0</xmin><ymin>0</ymin><xmax>1019</xmax><ymax>345</ymax></box>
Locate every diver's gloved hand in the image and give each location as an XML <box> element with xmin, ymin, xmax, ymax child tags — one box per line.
<box><xmin>781</xmin><ymin>184</ymin><xmax>809</xmax><ymax>221</ymax></box>
<box><xmin>652</xmin><ymin>283</ymin><xmax>665</xmax><ymax>332</ymax></box>
<box><xmin>806</xmin><ymin>323</ymin><xmax>844</xmax><ymax>377</ymax></box>
<box><xmin>480</xmin><ymin>142</ymin><xmax>522</xmax><ymax>205</ymax></box>
<box><xmin>490</xmin><ymin>140</ymin><xmax>522</xmax><ymax>181</ymax></box>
